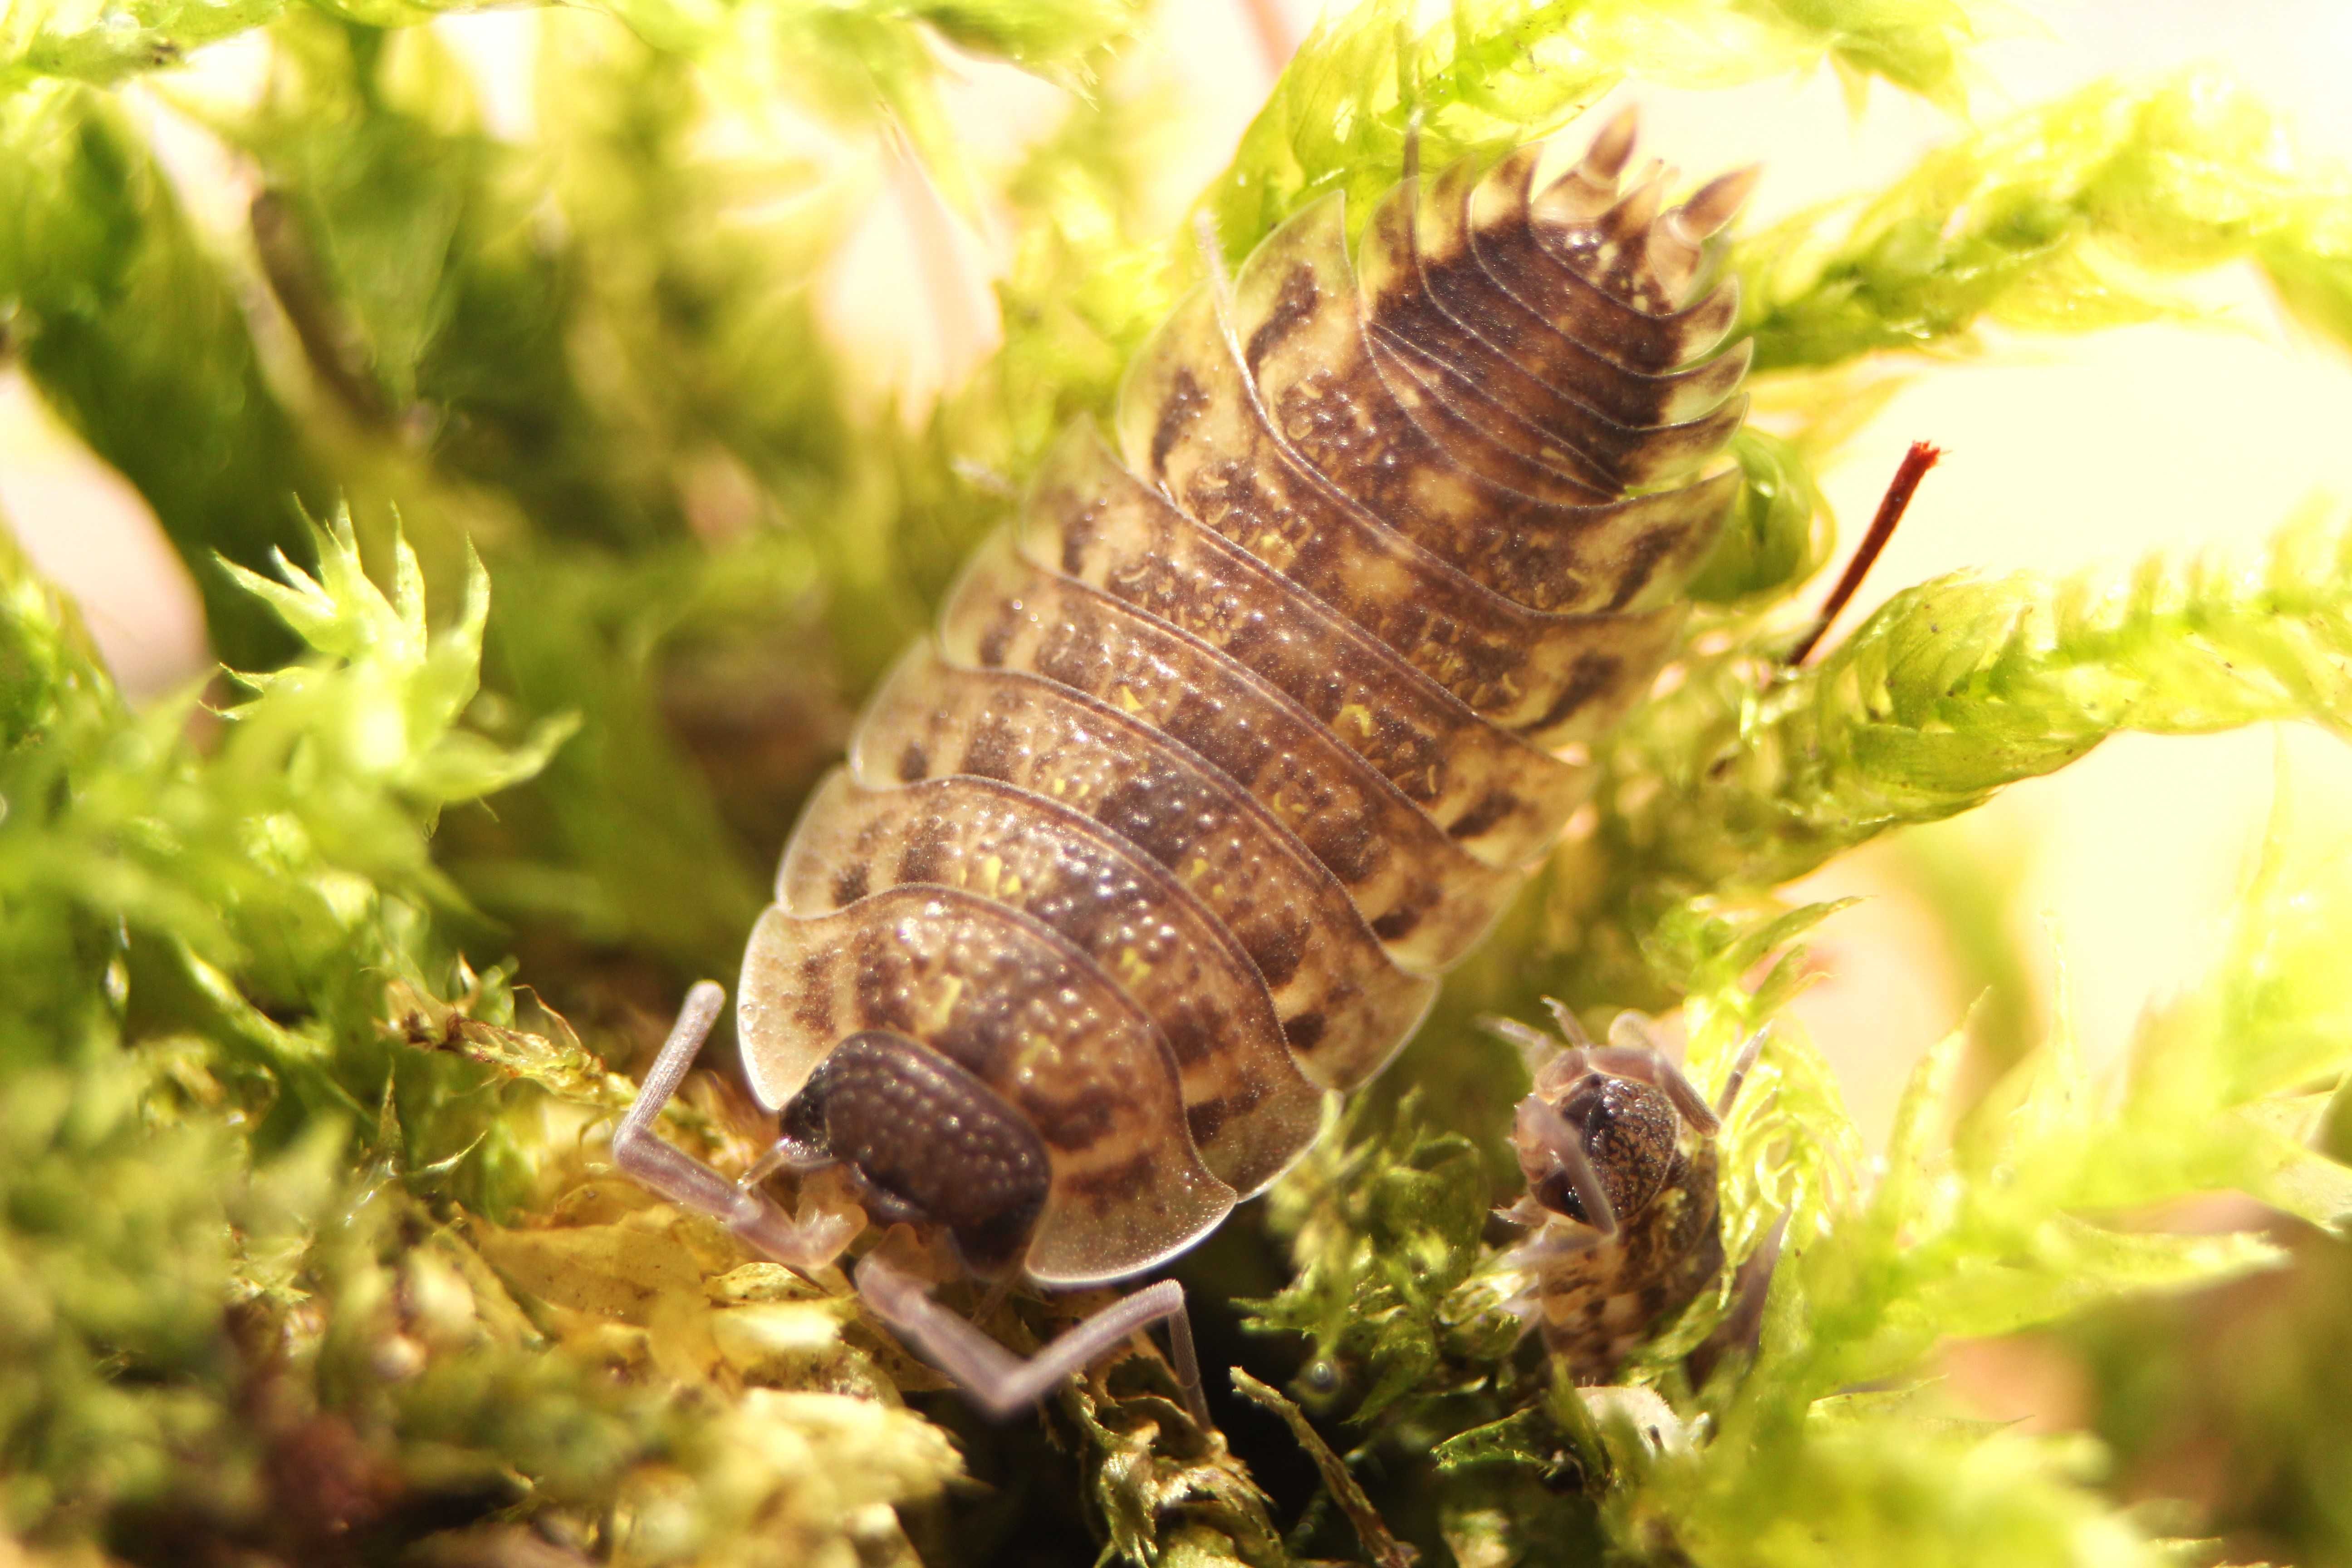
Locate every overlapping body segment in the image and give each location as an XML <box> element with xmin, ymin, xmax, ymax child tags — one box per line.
<box><xmin>776</xmin><ymin>769</ymin><xmax>1323</xmax><ymax>1198</ymax></box>
<box><xmin>940</xmin><ymin>532</ymin><xmax>1524</xmax><ymax>966</ymax></box>
<box><xmin>1020</xmin><ymin>428</ymin><xmax>1592</xmax><ymax>866</ymax></box>
<box><xmin>1498</xmin><ymin>1009</ymin><xmax>1753</xmax><ymax>1382</ymax></box>
<box><xmin>847</xmin><ymin>647</ymin><xmax>1442</xmax><ymax>1092</ymax></box>
<box><xmin>737</xmin><ymin>885</ymin><xmax>1235</xmax><ymax>1284</ymax></box>
<box><xmin>732</xmin><ymin>119</ymin><xmax>1755</xmax><ymax>1287</ymax></box>
<box><xmin>1520</xmin><ymin>1113</ymin><xmax>1726</xmax><ymax>1381</ymax></box>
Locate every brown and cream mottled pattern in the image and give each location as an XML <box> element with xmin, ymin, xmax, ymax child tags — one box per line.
<box><xmin>1521</xmin><ymin>1135</ymin><xmax>1725</xmax><ymax>1383</ymax></box>
<box><xmin>1020</xmin><ymin>427</ymin><xmax>1591</xmax><ymax>864</ymax></box>
<box><xmin>939</xmin><ymin>533</ymin><xmax>1522</xmax><ymax>968</ymax></box>
<box><xmin>849</xmin><ymin>648</ymin><xmax>1440</xmax><ymax>1093</ymax></box>
<box><xmin>733</xmin><ymin>117</ymin><xmax>1752</xmax><ymax>1287</ymax></box>
<box><xmin>1499</xmin><ymin>1004</ymin><xmax>1754</xmax><ymax>1381</ymax></box>
<box><xmin>736</xmin><ymin>885</ymin><xmax>1235</xmax><ymax>1284</ymax></box>
<box><xmin>774</xmin><ymin>769</ymin><xmax>1322</xmax><ymax>1196</ymax></box>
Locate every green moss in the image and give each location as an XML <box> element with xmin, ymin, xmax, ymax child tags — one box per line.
<box><xmin>1</xmin><ymin>1</ymin><xmax>2349</xmax><ymax>1564</ymax></box>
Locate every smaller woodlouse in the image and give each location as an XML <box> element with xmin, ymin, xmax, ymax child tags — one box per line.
<box><xmin>1491</xmin><ymin>1004</ymin><xmax>1766</xmax><ymax>1382</ymax></box>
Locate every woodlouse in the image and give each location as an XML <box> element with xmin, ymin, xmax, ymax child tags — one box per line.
<box><xmin>615</xmin><ymin>109</ymin><xmax>1758</xmax><ymax>1421</ymax></box>
<box><xmin>1491</xmin><ymin>1005</ymin><xmax>1767</xmax><ymax>1382</ymax></box>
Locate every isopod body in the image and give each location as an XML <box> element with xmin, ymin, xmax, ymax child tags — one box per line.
<box><xmin>618</xmin><ymin>111</ymin><xmax>1757</xmax><ymax>1409</ymax></box>
<box><xmin>1496</xmin><ymin>1007</ymin><xmax>1764</xmax><ymax>1382</ymax></box>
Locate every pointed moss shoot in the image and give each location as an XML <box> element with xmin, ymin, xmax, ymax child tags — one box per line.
<box><xmin>2</xmin><ymin>2</ymin><xmax>2350</xmax><ymax>1566</ymax></box>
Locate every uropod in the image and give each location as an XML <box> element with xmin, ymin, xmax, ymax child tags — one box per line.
<box><xmin>615</xmin><ymin>110</ymin><xmax>1759</xmax><ymax>1423</ymax></box>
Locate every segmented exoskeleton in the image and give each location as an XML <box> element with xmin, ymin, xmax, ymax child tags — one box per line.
<box><xmin>616</xmin><ymin>109</ymin><xmax>1757</xmax><ymax>1421</ymax></box>
<box><xmin>1491</xmin><ymin>1004</ymin><xmax>1767</xmax><ymax>1382</ymax></box>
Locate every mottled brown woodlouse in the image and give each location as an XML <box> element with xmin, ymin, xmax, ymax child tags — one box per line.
<box><xmin>1490</xmin><ymin>1004</ymin><xmax>1769</xmax><ymax>1383</ymax></box>
<box><xmin>615</xmin><ymin>108</ymin><xmax>1759</xmax><ymax>1421</ymax></box>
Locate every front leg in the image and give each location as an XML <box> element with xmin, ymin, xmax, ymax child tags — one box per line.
<box><xmin>1592</xmin><ymin>1015</ymin><xmax>1773</xmax><ymax>1129</ymax></box>
<box><xmin>611</xmin><ymin>981</ymin><xmax>854</xmax><ymax>1271</ymax></box>
<box><xmin>1514</xmin><ymin>1091</ymin><xmax>1622</xmax><ymax>1237</ymax></box>
<box><xmin>855</xmin><ymin>1254</ymin><xmax>1211</xmax><ymax>1429</ymax></box>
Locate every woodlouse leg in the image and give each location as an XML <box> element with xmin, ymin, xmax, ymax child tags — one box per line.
<box><xmin>1480</xmin><ymin>1014</ymin><xmax>1564</xmax><ymax>1085</ymax></box>
<box><xmin>1714</xmin><ymin>1027</ymin><xmax>1770</xmax><ymax>1120</ymax></box>
<box><xmin>1515</xmin><ymin>1092</ymin><xmax>1618</xmax><ymax>1237</ymax></box>
<box><xmin>611</xmin><ymin>981</ymin><xmax>847</xmax><ymax>1272</ymax></box>
<box><xmin>1540</xmin><ymin>997</ymin><xmax>1595</xmax><ymax>1048</ymax></box>
<box><xmin>1686</xmin><ymin>1212</ymin><xmax>1789</xmax><ymax>1387</ymax></box>
<box><xmin>855</xmin><ymin>1254</ymin><xmax>1212</xmax><ymax>1429</ymax></box>
<box><xmin>1500</xmin><ymin>1224</ymin><xmax>1615</xmax><ymax>1279</ymax></box>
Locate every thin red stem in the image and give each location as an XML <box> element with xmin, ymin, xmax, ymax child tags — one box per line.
<box><xmin>1788</xmin><ymin>441</ymin><xmax>1943</xmax><ymax>666</ymax></box>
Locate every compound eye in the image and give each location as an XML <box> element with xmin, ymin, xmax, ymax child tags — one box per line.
<box><xmin>1297</xmin><ymin>1356</ymin><xmax>1348</xmax><ymax>1409</ymax></box>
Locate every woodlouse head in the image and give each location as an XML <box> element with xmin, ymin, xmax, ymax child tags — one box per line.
<box><xmin>1494</xmin><ymin>1004</ymin><xmax>1730</xmax><ymax>1240</ymax></box>
<box><xmin>776</xmin><ymin>1029</ymin><xmax>1052</xmax><ymax>1278</ymax></box>
<box><xmin>1519</xmin><ymin>1070</ymin><xmax>1681</xmax><ymax>1226</ymax></box>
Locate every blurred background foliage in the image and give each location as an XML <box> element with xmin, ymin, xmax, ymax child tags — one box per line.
<box><xmin>2</xmin><ymin>0</ymin><xmax>2351</xmax><ymax>1565</ymax></box>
